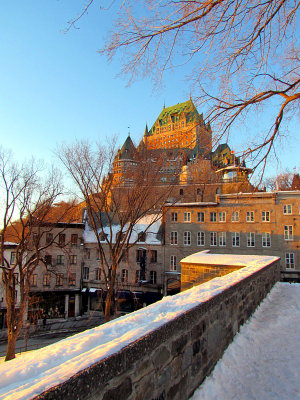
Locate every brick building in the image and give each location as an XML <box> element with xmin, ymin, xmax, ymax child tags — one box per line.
<box><xmin>163</xmin><ymin>191</ymin><xmax>300</xmax><ymax>289</ymax></box>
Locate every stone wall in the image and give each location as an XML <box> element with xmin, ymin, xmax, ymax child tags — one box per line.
<box><xmin>34</xmin><ymin>259</ymin><xmax>280</xmax><ymax>400</ymax></box>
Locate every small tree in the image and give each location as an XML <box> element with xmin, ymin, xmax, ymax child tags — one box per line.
<box><xmin>58</xmin><ymin>139</ymin><xmax>174</xmax><ymax>321</ymax></box>
<box><xmin>0</xmin><ymin>148</ymin><xmax>66</xmax><ymax>361</ymax></box>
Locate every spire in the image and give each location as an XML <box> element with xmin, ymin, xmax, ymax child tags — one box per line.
<box><xmin>144</xmin><ymin>123</ymin><xmax>149</xmax><ymax>137</ymax></box>
<box><xmin>128</xmin><ymin>126</ymin><xmax>130</xmax><ymax>137</ymax></box>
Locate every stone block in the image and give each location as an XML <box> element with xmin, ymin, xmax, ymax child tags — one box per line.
<box><xmin>102</xmin><ymin>377</ymin><xmax>132</xmax><ymax>400</ymax></box>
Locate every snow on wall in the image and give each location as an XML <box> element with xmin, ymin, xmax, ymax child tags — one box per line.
<box><xmin>0</xmin><ymin>256</ymin><xmax>278</xmax><ymax>400</ymax></box>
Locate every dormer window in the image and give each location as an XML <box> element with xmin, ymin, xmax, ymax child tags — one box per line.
<box><xmin>138</xmin><ymin>231</ymin><xmax>147</xmax><ymax>242</ymax></box>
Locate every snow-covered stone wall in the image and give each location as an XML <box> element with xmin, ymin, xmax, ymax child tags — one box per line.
<box><xmin>7</xmin><ymin>257</ymin><xmax>280</xmax><ymax>400</ymax></box>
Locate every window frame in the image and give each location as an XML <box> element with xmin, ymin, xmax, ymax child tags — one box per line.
<box><xmin>197</xmin><ymin>212</ymin><xmax>204</xmax><ymax>222</ymax></box>
<box><xmin>246</xmin><ymin>211</ymin><xmax>255</xmax><ymax>222</ymax></box>
<box><xmin>218</xmin><ymin>211</ymin><xmax>226</xmax><ymax>222</ymax></box>
<box><xmin>184</xmin><ymin>212</ymin><xmax>191</xmax><ymax>222</ymax></box>
<box><xmin>210</xmin><ymin>232</ymin><xmax>217</xmax><ymax>246</ymax></box>
<box><xmin>262</xmin><ymin>211</ymin><xmax>270</xmax><ymax>222</ymax></box>
<box><xmin>231</xmin><ymin>211</ymin><xmax>239</xmax><ymax>222</ymax></box>
<box><xmin>232</xmin><ymin>232</ymin><xmax>240</xmax><ymax>247</ymax></box>
<box><xmin>171</xmin><ymin>212</ymin><xmax>178</xmax><ymax>222</ymax></box>
<box><xmin>262</xmin><ymin>232</ymin><xmax>271</xmax><ymax>247</ymax></box>
<box><xmin>284</xmin><ymin>225</ymin><xmax>293</xmax><ymax>240</ymax></box>
<box><xmin>170</xmin><ymin>231</ymin><xmax>178</xmax><ymax>245</ymax></box>
<box><xmin>283</xmin><ymin>204</ymin><xmax>292</xmax><ymax>215</ymax></box>
<box><xmin>285</xmin><ymin>253</ymin><xmax>295</xmax><ymax>269</ymax></box>
<box><xmin>210</xmin><ymin>212</ymin><xmax>217</xmax><ymax>222</ymax></box>
<box><xmin>170</xmin><ymin>255</ymin><xmax>177</xmax><ymax>271</ymax></box>
<box><xmin>219</xmin><ymin>232</ymin><xmax>226</xmax><ymax>247</ymax></box>
<box><xmin>197</xmin><ymin>231</ymin><xmax>205</xmax><ymax>246</ymax></box>
<box><xmin>183</xmin><ymin>231</ymin><xmax>191</xmax><ymax>246</ymax></box>
<box><xmin>247</xmin><ymin>232</ymin><xmax>255</xmax><ymax>247</ymax></box>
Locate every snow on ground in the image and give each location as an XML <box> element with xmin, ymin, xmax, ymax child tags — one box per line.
<box><xmin>0</xmin><ymin>255</ymin><xmax>278</xmax><ymax>400</ymax></box>
<box><xmin>190</xmin><ymin>282</ymin><xmax>300</xmax><ymax>400</ymax></box>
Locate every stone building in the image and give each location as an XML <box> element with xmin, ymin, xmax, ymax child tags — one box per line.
<box><xmin>112</xmin><ymin>100</ymin><xmax>253</xmax><ymax>200</ymax></box>
<box><xmin>163</xmin><ymin>190</ymin><xmax>300</xmax><ymax>289</ymax></box>
<box><xmin>81</xmin><ymin>214</ymin><xmax>164</xmax><ymax>314</ymax></box>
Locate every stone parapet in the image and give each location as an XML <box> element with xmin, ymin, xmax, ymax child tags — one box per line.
<box><xmin>33</xmin><ymin>257</ymin><xmax>280</xmax><ymax>400</ymax></box>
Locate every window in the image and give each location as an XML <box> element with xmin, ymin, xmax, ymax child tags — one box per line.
<box><xmin>262</xmin><ymin>211</ymin><xmax>270</xmax><ymax>222</ymax></box>
<box><xmin>43</xmin><ymin>273</ymin><xmax>51</xmax><ymax>287</ymax></box>
<box><xmin>283</xmin><ymin>204</ymin><xmax>292</xmax><ymax>215</ymax></box>
<box><xmin>46</xmin><ymin>233</ymin><xmax>53</xmax><ymax>244</ymax></box>
<box><xmin>96</xmin><ymin>250</ymin><xmax>101</xmax><ymax>260</ymax></box>
<box><xmin>150</xmin><ymin>250</ymin><xmax>157</xmax><ymax>263</ymax></box>
<box><xmin>56</xmin><ymin>273</ymin><xmax>64</xmax><ymax>286</ymax></box>
<box><xmin>219</xmin><ymin>212</ymin><xmax>226</xmax><ymax>222</ymax></box>
<box><xmin>45</xmin><ymin>254</ymin><xmax>52</xmax><ymax>265</ymax></box>
<box><xmin>68</xmin><ymin>273</ymin><xmax>76</xmax><ymax>286</ymax></box>
<box><xmin>116</xmin><ymin>231</ymin><xmax>126</xmax><ymax>242</ymax></box>
<box><xmin>13</xmin><ymin>273</ymin><xmax>19</xmax><ymax>284</ymax></box>
<box><xmin>135</xmin><ymin>270</ymin><xmax>141</xmax><ymax>283</ymax></box>
<box><xmin>121</xmin><ymin>269</ymin><xmax>128</xmax><ymax>284</ymax></box>
<box><xmin>247</xmin><ymin>232</ymin><xmax>255</xmax><ymax>247</ymax></box>
<box><xmin>170</xmin><ymin>231</ymin><xmax>178</xmax><ymax>245</ymax></box>
<box><xmin>285</xmin><ymin>253</ymin><xmax>295</xmax><ymax>269</ymax></box>
<box><xmin>219</xmin><ymin>232</ymin><xmax>226</xmax><ymax>247</ymax></box>
<box><xmin>71</xmin><ymin>234</ymin><xmax>78</xmax><ymax>245</ymax></box>
<box><xmin>83</xmin><ymin>267</ymin><xmax>89</xmax><ymax>280</ymax></box>
<box><xmin>86</xmin><ymin>249</ymin><xmax>91</xmax><ymax>259</ymax></box>
<box><xmin>232</xmin><ymin>232</ymin><xmax>240</xmax><ymax>247</ymax></box>
<box><xmin>95</xmin><ymin>268</ymin><xmax>101</xmax><ymax>281</ymax></box>
<box><xmin>170</xmin><ymin>255</ymin><xmax>177</xmax><ymax>271</ymax></box>
<box><xmin>171</xmin><ymin>212</ymin><xmax>178</xmax><ymax>222</ymax></box>
<box><xmin>70</xmin><ymin>255</ymin><xmax>77</xmax><ymax>265</ymax></box>
<box><xmin>262</xmin><ymin>232</ymin><xmax>271</xmax><ymax>247</ymax></box>
<box><xmin>59</xmin><ymin>233</ymin><xmax>65</xmax><ymax>246</ymax></box>
<box><xmin>138</xmin><ymin>231</ymin><xmax>146</xmax><ymax>242</ymax></box>
<box><xmin>231</xmin><ymin>211</ymin><xmax>239</xmax><ymax>222</ymax></box>
<box><xmin>150</xmin><ymin>271</ymin><xmax>157</xmax><ymax>284</ymax></box>
<box><xmin>10</xmin><ymin>252</ymin><xmax>16</xmax><ymax>265</ymax></box>
<box><xmin>184</xmin><ymin>212</ymin><xmax>191</xmax><ymax>222</ymax></box>
<box><xmin>180</xmin><ymin>189</ymin><xmax>183</xmax><ymax>196</ymax></box>
<box><xmin>136</xmin><ymin>249</ymin><xmax>146</xmax><ymax>263</ymax></box>
<box><xmin>183</xmin><ymin>231</ymin><xmax>191</xmax><ymax>246</ymax></box>
<box><xmin>100</xmin><ymin>233</ymin><xmax>108</xmax><ymax>242</ymax></box>
<box><xmin>57</xmin><ymin>255</ymin><xmax>64</xmax><ymax>265</ymax></box>
<box><xmin>210</xmin><ymin>232</ymin><xmax>217</xmax><ymax>246</ymax></box>
<box><xmin>197</xmin><ymin>231</ymin><xmax>205</xmax><ymax>246</ymax></box>
<box><xmin>30</xmin><ymin>274</ymin><xmax>37</xmax><ymax>287</ymax></box>
<box><xmin>197</xmin><ymin>188</ymin><xmax>202</xmax><ymax>196</ymax></box>
<box><xmin>246</xmin><ymin>211</ymin><xmax>255</xmax><ymax>222</ymax></box>
<box><xmin>284</xmin><ymin>225</ymin><xmax>293</xmax><ymax>240</ymax></box>
<box><xmin>197</xmin><ymin>212</ymin><xmax>204</xmax><ymax>222</ymax></box>
<box><xmin>210</xmin><ymin>212</ymin><xmax>216</xmax><ymax>222</ymax></box>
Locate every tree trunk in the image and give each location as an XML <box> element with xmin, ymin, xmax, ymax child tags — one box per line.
<box><xmin>5</xmin><ymin>331</ymin><xmax>18</xmax><ymax>361</ymax></box>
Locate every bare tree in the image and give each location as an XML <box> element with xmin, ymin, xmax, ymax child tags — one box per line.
<box><xmin>0</xmin><ymin>148</ymin><xmax>66</xmax><ymax>361</ymax></box>
<box><xmin>69</xmin><ymin>0</ymin><xmax>300</xmax><ymax>173</ymax></box>
<box><xmin>58</xmin><ymin>139</ymin><xmax>173</xmax><ymax>321</ymax></box>
<box><xmin>263</xmin><ymin>168</ymin><xmax>297</xmax><ymax>190</ymax></box>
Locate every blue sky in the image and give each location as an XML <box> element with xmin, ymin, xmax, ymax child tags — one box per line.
<box><xmin>0</xmin><ymin>1</ymin><xmax>298</xmax><ymax>179</ymax></box>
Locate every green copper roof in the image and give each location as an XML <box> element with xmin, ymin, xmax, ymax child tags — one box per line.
<box><xmin>149</xmin><ymin>99</ymin><xmax>200</xmax><ymax>134</ymax></box>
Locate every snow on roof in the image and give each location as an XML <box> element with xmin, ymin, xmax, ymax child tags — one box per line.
<box><xmin>165</xmin><ymin>202</ymin><xmax>217</xmax><ymax>207</ymax></box>
<box><xmin>3</xmin><ymin>242</ymin><xmax>18</xmax><ymax>246</ymax></box>
<box><xmin>181</xmin><ymin>252</ymin><xmax>279</xmax><ymax>267</ymax></box>
<box><xmin>0</xmin><ymin>259</ymin><xmax>280</xmax><ymax>400</ymax></box>
<box><xmin>83</xmin><ymin>214</ymin><xmax>162</xmax><ymax>245</ymax></box>
<box><xmin>191</xmin><ymin>282</ymin><xmax>300</xmax><ymax>400</ymax></box>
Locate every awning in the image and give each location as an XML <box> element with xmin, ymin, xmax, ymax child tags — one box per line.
<box><xmin>89</xmin><ymin>288</ymin><xmax>97</xmax><ymax>293</ymax></box>
<box><xmin>81</xmin><ymin>288</ymin><xmax>87</xmax><ymax>293</ymax></box>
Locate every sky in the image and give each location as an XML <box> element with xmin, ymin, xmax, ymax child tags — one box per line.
<box><xmin>0</xmin><ymin>1</ymin><xmax>299</xmax><ymax>181</ymax></box>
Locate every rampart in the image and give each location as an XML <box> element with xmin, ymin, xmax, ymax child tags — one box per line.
<box><xmin>23</xmin><ymin>257</ymin><xmax>280</xmax><ymax>400</ymax></box>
